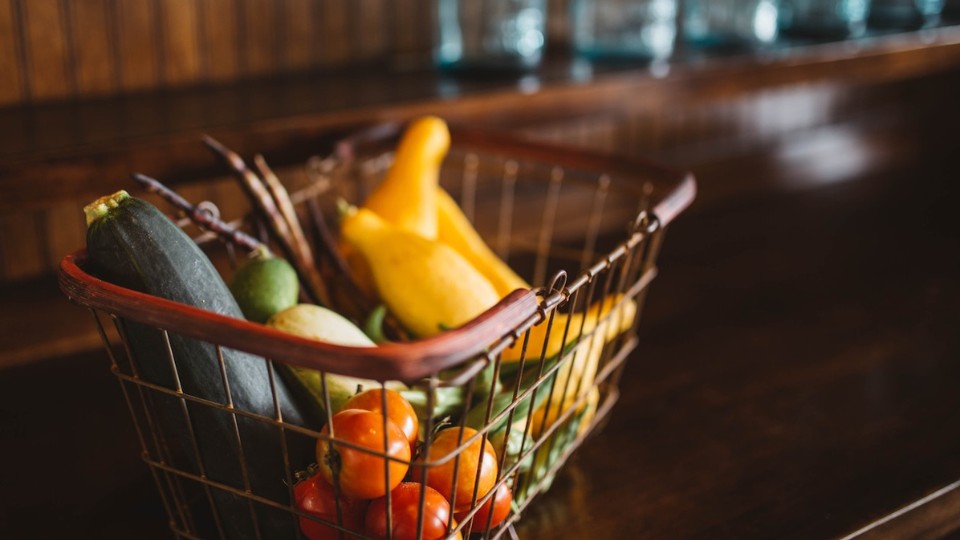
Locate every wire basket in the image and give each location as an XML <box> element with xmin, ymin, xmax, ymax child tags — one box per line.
<box><xmin>59</xmin><ymin>125</ymin><xmax>695</xmax><ymax>540</ymax></box>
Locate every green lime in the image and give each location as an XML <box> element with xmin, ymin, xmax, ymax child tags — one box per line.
<box><xmin>230</xmin><ymin>251</ymin><xmax>299</xmax><ymax>323</ymax></box>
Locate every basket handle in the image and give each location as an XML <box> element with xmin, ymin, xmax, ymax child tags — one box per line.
<box><xmin>448</xmin><ymin>128</ymin><xmax>697</xmax><ymax>227</ymax></box>
<box><xmin>328</xmin><ymin>123</ymin><xmax>696</xmax><ymax>227</ymax></box>
<box><xmin>59</xmin><ymin>250</ymin><xmax>540</xmax><ymax>384</ymax></box>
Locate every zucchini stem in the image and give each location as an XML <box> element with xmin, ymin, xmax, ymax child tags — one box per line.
<box><xmin>84</xmin><ymin>190</ymin><xmax>130</xmax><ymax>226</ymax></box>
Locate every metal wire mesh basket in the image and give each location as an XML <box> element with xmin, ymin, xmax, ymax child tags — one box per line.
<box><xmin>59</xmin><ymin>125</ymin><xmax>695</xmax><ymax>540</ymax></box>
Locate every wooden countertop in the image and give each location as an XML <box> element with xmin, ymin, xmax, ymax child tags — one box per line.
<box><xmin>3</xmin><ymin>86</ymin><xmax>960</xmax><ymax>539</ymax></box>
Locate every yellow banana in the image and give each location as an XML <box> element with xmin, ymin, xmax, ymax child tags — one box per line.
<box><xmin>340</xmin><ymin>208</ymin><xmax>501</xmax><ymax>338</ymax></box>
<box><xmin>436</xmin><ymin>187</ymin><xmax>530</xmax><ymax>297</ymax></box>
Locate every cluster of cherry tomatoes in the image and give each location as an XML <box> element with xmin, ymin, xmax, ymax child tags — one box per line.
<box><xmin>294</xmin><ymin>389</ymin><xmax>513</xmax><ymax>540</ymax></box>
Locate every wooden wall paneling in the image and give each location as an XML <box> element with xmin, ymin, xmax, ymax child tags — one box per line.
<box><xmin>71</xmin><ymin>0</ymin><xmax>116</xmax><ymax>96</ymax></box>
<box><xmin>43</xmin><ymin>201</ymin><xmax>85</xmax><ymax>271</ymax></box>
<box><xmin>0</xmin><ymin>0</ymin><xmax>25</xmax><ymax>105</ymax></box>
<box><xmin>415</xmin><ymin>0</ymin><xmax>437</xmax><ymax>62</ymax></box>
<box><xmin>0</xmin><ymin>211</ymin><xmax>46</xmax><ymax>281</ymax></box>
<box><xmin>392</xmin><ymin>0</ymin><xmax>422</xmax><ymax>64</ymax></box>
<box><xmin>115</xmin><ymin>0</ymin><xmax>160</xmax><ymax>92</ymax></box>
<box><xmin>281</xmin><ymin>0</ymin><xmax>315</xmax><ymax>72</ymax></box>
<box><xmin>319</xmin><ymin>0</ymin><xmax>350</xmax><ymax>66</ymax></box>
<box><xmin>199</xmin><ymin>0</ymin><xmax>240</xmax><ymax>83</ymax></box>
<box><xmin>159</xmin><ymin>0</ymin><xmax>201</xmax><ymax>86</ymax></box>
<box><xmin>22</xmin><ymin>0</ymin><xmax>71</xmax><ymax>101</ymax></box>
<box><xmin>238</xmin><ymin>0</ymin><xmax>278</xmax><ymax>77</ymax></box>
<box><xmin>355</xmin><ymin>0</ymin><xmax>388</xmax><ymax>61</ymax></box>
<box><xmin>0</xmin><ymin>107</ymin><xmax>29</xmax><ymax>156</ymax></box>
<box><xmin>70</xmin><ymin>98</ymin><xmax>124</xmax><ymax>147</ymax></box>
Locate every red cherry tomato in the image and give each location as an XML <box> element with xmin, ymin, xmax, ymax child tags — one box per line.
<box><xmin>417</xmin><ymin>427</ymin><xmax>498</xmax><ymax>511</ymax></box>
<box><xmin>342</xmin><ymin>388</ymin><xmax>419</xmax><ymax>447</ymax></box>
<box><xmin>317</xmin><ymin>409</ymin><xmax>411</xmax><ymax>500</ymax></box>
<box><xmin>454</xmin><ymin>481</ymin><xmax>512</xmax><ymax>532</ymax></box>
<box><xmin>293</xmin><ymin>473</ymin><xmax>366</xmax><ymax>540</ymax></box>
<box><xmin>363</xmin><ymin>482</ymin><xmax>462</xmax><ymax>540</ymax></box>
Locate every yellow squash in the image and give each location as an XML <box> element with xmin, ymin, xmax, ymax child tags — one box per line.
<box><xmin>528</xmin><ymin>299</ymin><xmax>632</xmax><ymax>435</ymax></box>
<box><xmin>362</xmin><ymin>116</ymin><xmax>450</xmax><ymax>239</ymax></box>
<box><xmin>503</xmin><ymin>294</ymin><xmax>637</xmax><ymax>363</ymax></box>
<box><xmin>340</xmin><ymin>208</ymin><xmax>501</xmax><ymax>338</ymax></box>
<box><xmin>436</xmin><ymin>187</ymin><xmax>530</xmax><ymax>297</ymax></box>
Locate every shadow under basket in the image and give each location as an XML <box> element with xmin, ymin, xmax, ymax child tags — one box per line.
<box><xmin>59</xmin><ymin>126</ymin><xmax>696</xmax><ymax>540</ymax></box>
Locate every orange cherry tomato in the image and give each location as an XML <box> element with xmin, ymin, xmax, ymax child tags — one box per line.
<box><xmin>342</xmin><ymin>388</ymin><xmax>419</xmax><ymax>447</ymax></box>
<box><xmin>416</xmin><ymin>427</ymin><xmax>498</xmax><ymax>511</ymax></box>
<box><xmin>317</xmin><ymin>409</ymin><xmax>411</xmax><ymax>500</ymax></box>
<box><xmin>293</xmin><ymin>472</ymin><xmax>367</xmax><ymax>540</ymax></box>
<box><xmin>363</xmin><ymin>482</ymin><xmax>462</xmax><ymax>540</ymax></box>
<box><xmin>454</xmin><ymin>481</ymin><xmax>512</xmax><ymax>532</ymax></box>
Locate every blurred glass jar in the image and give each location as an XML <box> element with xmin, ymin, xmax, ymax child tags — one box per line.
<box><xmin>570</xmin><ymin>0</ymin><xmax>678</xmax><ymax>61</ymax></box>
<box><xmin>869</xmin><ymin>0</ymin><xmax>944</xmax><ymax>28</ymax></box>
<box><xmin>778</xmin><ymin>0</ymin><xmax>870</xmax><ymax>38</ymax></box>
<box><xmin>684</xmin><ymin>0</ymin><xmax>780</xmax><ymax>48</ymax></box>
<box><xmin>435</xmin><ymin>0</ymin><xmax>547</xmax><ymax>71</ymax></box>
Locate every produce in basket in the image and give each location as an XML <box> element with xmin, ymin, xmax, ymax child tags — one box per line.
<box><xmin>316</xmin><ymin>409</ymin><xmax>411</xmax><ymax>499</ymax></box>
<box><xmin>229</xmin><ymin>245</ymin><xmax>300</xmax><ymax>323</ymax></box>
<box><xmin>454</xmin><ymin>481</ymin><xmax>512</xmax><ymax>533</ymax></box>
<box><xmin>341</xmin><ymin>388</ymin><xmax>420</xmax><ymax>450</ymax></box>
<box><xmin>502</xmin><ymin>293</ymin><xmax>637</xmax><ymax>363</ymax></box>
<box><xmin>65</xmin><ymin>117</ymin><xmax>691</xmax><ymax>540</ymax></box>
<box><xmin>341</xmin><ymin>207</ymin><xmax>501</xmax><ymax>338</ymax></box>
<box><xmin>340</xmin><ymin>115</ymin><xmax>528</xmax><ymax>335</ymax></box>
<box><xmin>83</xmin><ymin>190</ymin><xmax>316</xmax><ymax>540</ymax></box>
<box><xmin>294</xmin><ymin>471</ymin><xmax>367</xmax><ymax>540</ymax></box>
<box><xmin>267</xmin><ymin>303</ymin><xmax>407</xmax><ymax>413</ymax></box>
<box><xmin>435</xmin><ymin>185</ymin><xmax>529</xmax><ymax>297</ymax></box>
<box><xmin>414</xmin><ymin>426</ymin><xmax>499</xmax><ymax>512</ymax></box>
<box><xmin>364</xmin><ymin>482</ymin><xmax>462</xmax><ymax>540</ymax></box>
<box><xmin>362</xmin><ymin>115</ymin><xmax>449</xmax><ymax>239</ymax></box>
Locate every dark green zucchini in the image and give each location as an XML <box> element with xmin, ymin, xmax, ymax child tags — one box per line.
<box><xmin>84</xmin><ymin>191</ymin><xmax>316</xmax><ymax>540</ymax></box>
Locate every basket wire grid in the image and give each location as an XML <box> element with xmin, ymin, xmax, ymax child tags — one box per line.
<box><xmin>59</xmin><ymin>127</ymin><xmax>694</xmax><ymax>540</ymax></box>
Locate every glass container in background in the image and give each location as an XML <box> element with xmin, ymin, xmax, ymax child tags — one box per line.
<box><xmin>778</xmin><ymin>0</ymin><xmax>871</xmax><ymax>38</ymax></box>
<box><xmin>435</xmin><ymin>0</ymin><xmax>547</xmax><ymax>71</ymax></box>
<box><xmin>684</xmin><ymin>0</ymin><xmax>780</xmax><ymax>49</ymax></box>
<box><xmin>868</xmin><ymin>0</ymin><xmax>944</xmax><ymax>28</ymax></box>
<box><xmin>570</xmin><ymin>0</ymin><xmax>678</xmax><ymax>61</ymax></box>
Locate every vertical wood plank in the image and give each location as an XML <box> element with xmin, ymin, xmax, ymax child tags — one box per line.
<box><xmin>356</xmin><ymin>0</ymin><xmax>387</xmax><ymax>60</ymax></box>
<box><xmin>414</xmin><ymin>0</ymin><xmax>436</xmax><ymax>62</ymax></box>
<box><xmin>160</xmin><ymin>0</ymin><xmax>201</xmax><ymax>86</ymax></box>
<box><xmin>43</xmin><ymin>201</ymin><xmax>85</xmax><ymax>271</ymax></box>
<box><xmin>71</xmin><ymin>0</ymin><xmax>115</xmax><ymax>96</ymax></box>
<box><xmin>392</xmin><ymin>0</ymin><xmax>416</xmax><ymax>54</ymax></box>
<box><xmin>0</xmin><ymin>0</ymin><xmax>25</xmax><ymax>104</ymax></box>
<box><xmin>22</xmin><ymin>0</ymin><xmax>71</xmax><ymax>101</ymax></box>
<box><xmin>282</xmin><ymin>0</ymin><xmax>314</xmax><ymax>71</ymax></box>
<box><xmin>319</xmin><ymin>0</ymin><xmax>349</xmax><ymax>66</ymax></box>
<box><xmin>0</xmin><ymin>211</ymin><xmax>46</xmax><ymax>281</ymax></box>
<box><xmin>115</xmin><ymin>0</ymin><xmax>159</xmax><ymax>92</ymax></box>
<box><xmin>392</xmin><ymin>0</ymin><xmax>434</xmax><ymax>65</ymax></box>
<box><xmin>239</xmin><ymin>0</ymin><xmax>277</xmax><ymax>76</ymax></box>
<box><xmin>200</xmin><ymin>0</ymin><xmax>239</xmax><ymax>82</ymax></box>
